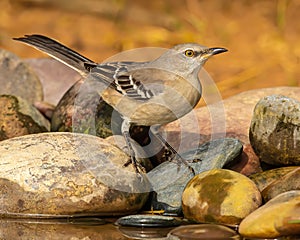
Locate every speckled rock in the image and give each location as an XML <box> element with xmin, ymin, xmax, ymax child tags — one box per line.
<box><xmin>147</xmin><ymin>138</ymin><xmax>243</xmax><ymax>214</ymax></box>
<box><xmin>182</xmin><ymin>169</ymin><xmax>262</xmax><ymax>225</ymax></box>
<box><xmin>249</xmin><ymin>95</ymin><xmax>300</xmax><ymax>166</ymax></box>
<box><xmin>0</xmin><ymin>132</ymin><xmax>150</xmax><ymax>217</ymax></box>
<box><xmin>239</xmin><ymin>191</ymin><xmax>300</xmax><ymax>238</ymax></box>
<box><xmin>262</xmin><ymin>167</ymin><xmax>300</xmax><ymax>201</ymax></box>
<box><xmin>249</xmin><ymin>166</ymin><xmax>299</xmax><ymax>192</ymax></box>
<box><xmin>51</xmin><ymin>79</ymin><xmax>123</xmax><ymax>138</ymax></box>
<box><xmin>0</xmin><ymin>95</ymin><xmax>49</xmax><ymax>140</ymax></box>
<box><xmin>0</xmin><ymin>50</ymin><xmax>43</xmax><ymax>103</ymax></box>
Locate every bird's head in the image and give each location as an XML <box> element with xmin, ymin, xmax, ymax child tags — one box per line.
<box><xmin>154</xmin><ymin>43</ymin><xmax>227</xmax><ymax>76</ymax></box>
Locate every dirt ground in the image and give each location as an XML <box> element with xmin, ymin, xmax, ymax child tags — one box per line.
<box><xmin>0</xmin><ymin>0</ymin><xmax>299</xmax><ymax>101</ymax></box>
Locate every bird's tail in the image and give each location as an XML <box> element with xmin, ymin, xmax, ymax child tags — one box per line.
<box><xmin>13</xmin><ymin>34</ymin><xmax>95</xmax><ymax>75</ymax></box>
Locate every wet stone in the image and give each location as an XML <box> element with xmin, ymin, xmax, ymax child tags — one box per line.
<box><xmin>182</xmin><ymin>169</ymin><xmax>262</xmax><ymax>225</ymax></box>
<box><xmin>168</xmin><ymin>224</ymin><xmax>240</xmax><ymax>239</ymax></box>
<box><xmin>0</xmin><ymin>95</ymin><xmax>50</xmax><ymax>140</ymax></box>
<box><xmin>0</xmin><ymin>49</ymin><xmax>43</xmax><ymax>103</ymax></box>
<box><xmin>147</xmin><ymin>138</ymin><xmax>243</xmax><ymax>214</ymax></box>
<box><xmin>249</xmin><ymin>95</ymin><xmax>300</xmax><ymax>166</ymax></box>
<box><xmin>239</xmin><ymin>191</ymin><xmax>300</xmax><ymax>238</ymax></box>
<box><xmin>261</xmin><ymin>167</ymin><xmax>300</xmax><ymax>201</ymax></box>
<box><xmin>115</xmin><ymin>214</ymin><xmax>182</xmax><ymax>227</ymax></box>
<box><xmin>249</xmin><ymin>166</ymin><xmax>299</xmax><ymax>192</ymax></box>
<box><xmin>0</xmin><ymin>132</ymin><xmax>150</xmax><ymax>217</ymax></box>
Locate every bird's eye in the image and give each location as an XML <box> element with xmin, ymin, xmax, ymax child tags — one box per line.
<box><xmin>184</xmin><ymin>49</ymin><xmax>195</xmax><ymax>57</ymax></box>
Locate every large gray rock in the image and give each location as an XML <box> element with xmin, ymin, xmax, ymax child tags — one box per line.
<box><xmin>0</xmin><ymin>50</ymin><xmax>43</xmax><ymax>103</ymax></box>
<box><xmin>0</xmin><ymin>132</ymin><xmax>149</xmax><ymax>217</ymax></box>
<box><xmin>249</xmin><ymin>95</ymin><xmax>300</xmax><ymax>166</ymax></box>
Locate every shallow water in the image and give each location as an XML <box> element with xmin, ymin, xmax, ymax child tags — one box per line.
<box><xmin>0</xmin><ymin>218</ymin><xmax>174</xmax><ymax>240</ymax></box>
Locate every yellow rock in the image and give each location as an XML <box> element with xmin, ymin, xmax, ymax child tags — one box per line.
<box><xmin>239</xmin><ymin>191</ymin><xmax>300</xmax><ymax>238</ymax></box>
<box><xmin>182</xmin><ymin>169</ymin><xmax>261</xmax><ymax>225</ymax></box>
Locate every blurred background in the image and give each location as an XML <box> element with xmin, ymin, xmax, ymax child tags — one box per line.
<box><xmin>0</xmin><ymin>0</ymin><xmax>299</xmax><ymax>99</ymax></box>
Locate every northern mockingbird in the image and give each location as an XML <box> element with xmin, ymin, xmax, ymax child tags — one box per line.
<box><xmin>14</xmin><ymin>34</ymin><xmax>227</xmax><ymax>174</ymax></box>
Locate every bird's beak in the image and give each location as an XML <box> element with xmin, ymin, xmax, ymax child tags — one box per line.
<box><xmin>209</xmin><ymin>47</ymin><xmax>228</xmax><ymax>55</ymax></box>
<box><xmin>201</xmin><ymin>47</ymin><xmax>228</xmax><ymax>60</ymax></box>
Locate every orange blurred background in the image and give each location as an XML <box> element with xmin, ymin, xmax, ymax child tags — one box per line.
<box><xmin>0</xmin><ymin>0</ymin><xmax>299</xmax><ymax>99</ymax></box>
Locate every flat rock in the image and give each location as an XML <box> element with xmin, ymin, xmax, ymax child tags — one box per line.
<box><xmin>115</xmin><ymin>214</ymin><xmax>182</xmax><ymax>227</ymax></box>
<box><xmin>249</xmin><ymin>95</ymin><xmax>300</xmax><ymax>166</ymax></box>
<box><xmin>147</xmin><ymin>138</ymin><xmax>243</xmax><ymax>214</ymax></box>
<box><xmin>0</xmin><ymin>95</ymin><xmax>50</xmax><ymax>140</ymax></box>
<box><xmin>0</xmin><ymin>132</ymin><xmax>149</xmax><ymax>217</ymax></box>
<box><xmin>239</xmin><ymin>191</ymin><xmax>300</xmax><ymax>238</ymax></box>
<box><xmin>0</xmin><ymin>50</ymin><xmax>43</xmax><ymax>103</ymax></box>
<box><xmin>182</xmin><ymin>169</ymin><xmax>262</xmax><ymax>225</ymax></box>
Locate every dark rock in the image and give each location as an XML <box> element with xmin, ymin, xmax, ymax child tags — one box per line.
<box><xmin>249</xmin><ymin>166</ymin><xmax>299</xmax><ymax>192</ymax></box>
<box><xmin>0</xmin><ymin>95</ymin><xmax>49</xmax><ymax>140</ymax></box>
<box><xmin>147</xmin><ymin>138</ymin><xmax>243</xmax><ymax>214</ymax></box>
<box><xmin>262</xmin><ymin>167</ymin><xmax>300</xmax><ymax>201</ymax></box>
<box><xmin>115</xmin><ymin>214</ymin><xmax>182</xmax><ymax>227</ymax></box>
<box><xmin>0</xmin><ymin>132</ymin><xmax>150</xmax><ymax>217</ymax></box>
<box><xmin>182</xmin><ymin>169</ymin><xmax>261</xmax><ymax>225</ymax></box>
<box><xmin>250</xmin><ymin>95</ymin><xmax>300</xmax><ymax>166</ymax></box>
<box><xmin>168</xmin><ymin>224</ymin><xmax>240</xmax><ymax>239</ymax></box>
<box><xmin>0</xmin><ymin>50</ymin><xmax>43</xmax><ymax>103</ymax></box>
<box><xmin>51</xmin><ymin>79</ymin><xmax>123</xmax><ymax>138</ymax></box>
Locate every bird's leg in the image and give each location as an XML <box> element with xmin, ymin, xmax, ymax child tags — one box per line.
<box><xmin>150</xmin><ymin>126</ymin><xmax>196</xmax><ymax>176</ymax></box>
<box><xmin>121</xmin><ymin>119</ymin><xmax>142</xmax><ymax>173</ymax></box>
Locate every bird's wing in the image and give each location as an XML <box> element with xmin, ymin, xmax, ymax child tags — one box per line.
<box><xmin>90</xmin><ymin>62</ymin><xmax>162</xmax><ymax>101</ymax></box>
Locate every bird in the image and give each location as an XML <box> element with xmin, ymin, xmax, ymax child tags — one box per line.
<box><xmin>14</xmin><ymin>34</ymin><xmax>227</xmax><ymax>174</ymax></box>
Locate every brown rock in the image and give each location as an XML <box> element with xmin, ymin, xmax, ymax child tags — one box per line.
<box><xmin>262</xmin><ymin>167</ymin><xmax>300</xmax><ymax>201</ymax></box>
<box><xmin>0</xmin><ymin>95</ymin><xmax>50</xmax><ymax>140</ymax></box>
<box><xmin>249</xmin><ymin>166</ymin><xmax>299</xmax><ymax>192</ymax></box>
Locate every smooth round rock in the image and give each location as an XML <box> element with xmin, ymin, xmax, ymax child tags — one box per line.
<box><xmin>168</xmin><ymin>224</ymin><xmax>240</xmax><ymax>239</ymax></box>
<box><xmin>0</xmin><ymin>49</ymin><xmax>43</xmax><ymax>103</ymax></box>
<box><xmin>261</xmin><ymin>167</ymin><xmax>300</xmax><ymax>201</ymax></box>
<box><xmin>249</xmin><ymin>95</ymin><xmax>300</xmax><ymax>166</ymax></box>
<box><xmin>0</xmin><ymin>95</ymin><xmax>50</xmax><ymax>140</ymax></box>
<box><xmin>182</xmin><ymin>169</ymin><xmax>262</xmax><ymax>225</ymax></box>
<box><xmin>0</xmin><ymin>132</ymin><xmax>149</xmax><ymax>217</ymax></box>
<box><xmin>51</xmin><ymin>80</ymin><xmax>123</xmax><ymax>138</ymax></box>
<box><xmin>239</xmin><ymin>191</ymin><xmax>300</xmax><ymax>238</ymax></box>
<box><xmin>115</xmin><ymin>214</ymin><xmax>182</xmax><ymax>227</ymax></box>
